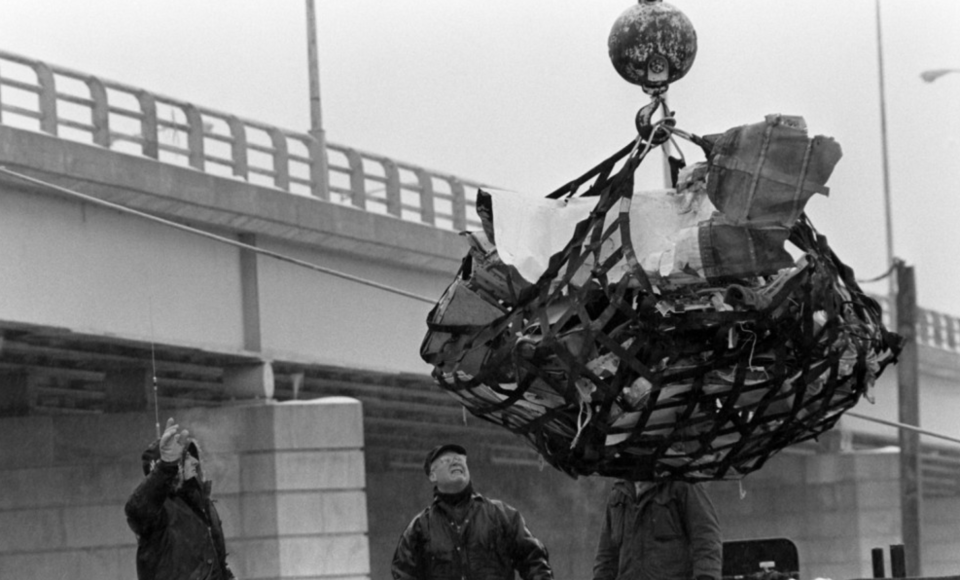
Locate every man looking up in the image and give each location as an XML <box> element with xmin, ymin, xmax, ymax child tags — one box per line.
<box><xmin>125</xmin><ymin>417</ymin><xmax>235</xmax><ymax>580</ymax></box>
<box><xmin>391</xmin><ymin>443</ymin><xmax>554</xmax><ymax>580</ymax></box>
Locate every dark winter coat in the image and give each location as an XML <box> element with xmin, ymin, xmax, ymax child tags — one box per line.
<box><xmin>125</xmin><ymin>460</ymin><xmax>234</xmax><ymax>580</ymax></box>
<box><xmin>593</xmin><ymin>480</ymin><xmax>722</xmax><ymax>580</ymax></box>
<box><xmin>391</xmin><ymin>490</ymin><xmax>553</xmax><ymax>580</ymax></box>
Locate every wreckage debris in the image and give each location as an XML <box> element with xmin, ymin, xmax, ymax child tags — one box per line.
<box><xmin>420</xmin><ymin>114</ymin><xmax>902</xmax><ymax>481</ymax></box>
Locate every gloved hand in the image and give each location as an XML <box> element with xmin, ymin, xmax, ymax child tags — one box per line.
<box><xmin>158</xmin><ymin>417</ymin><xmax>189</xmax><ymax>463</ymax></box>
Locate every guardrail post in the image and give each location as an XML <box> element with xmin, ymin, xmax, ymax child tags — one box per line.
<box><xmin>307</xmin><ymin>136</ymin><xmax>329</xmax><ymax>200</ymax></box>
<box><xmin>33</xmin><ymin>62</ymin><xmax>58</xmax><ymax>135</ymax></box>
<box><xmin>268</xmin><ymin>127</ymin><xmax>290</xmax><ymax>191</ymax></box>
<box><xmin>949</xmin><ymin>315</ymin><xmax>959</xmax><ymax>350</ymax></box>
<box><xmin>226</xmin><ymin>115</ymin><xmax>248</xmax><ymax>179</ymax></box>
<box><xmin>183</xmin><ymin>104</ymin><xmax>205</xmax><ymax>170</ymax></box>
<box><xmin>345</xmin><ymin>148</ymin><xmax>366</xmax><ymax>209</ymax></box>
<box><xmin>415</xmin><ymin>169</ymin><xmax>436</xmax><ymax>226</ymax></box>
<box><xmin>137</xmin><ymin>91</ymin><xmax>159</xmax><ymax>159</ymax></box>
<box><xmin>384</xmin><ymin>159</ymin><xmax>402</xmax><ymax>217</ymax></box>
<box><xmin>933</xmin><ymin>310</ymin><xmax>946</xmax><ymax>349</ymax></box>
<box><xmin>450</xmin><ymin>178</ymin><xmax>468</xmax><ymax>231</ymax></box>
<box><xmin>86</xmin><ymin>76</ymin><xmax>110</xmax><ymax>147</ymax></box>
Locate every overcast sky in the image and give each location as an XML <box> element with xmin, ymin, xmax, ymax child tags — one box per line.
<box><xmin>3</xmin><ymin>0</ymin><xmax>959</xmax><ymax>315</ymax></box>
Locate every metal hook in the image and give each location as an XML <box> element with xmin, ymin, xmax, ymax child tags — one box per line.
<box><xmin>635</xmin><ymin>97</ymin><xmax>675</xmax><ymax>146</ymax></box>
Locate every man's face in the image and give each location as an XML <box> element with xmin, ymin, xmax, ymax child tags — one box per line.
<box><xmin>429</xmin><ymin>452</ymin><xmax>469</xmax><ymax>491</ymax></box>
<box><xmin>181</xmin><ymin>454</ymin><xmax>199</xmax><ymax>482</ymax></box>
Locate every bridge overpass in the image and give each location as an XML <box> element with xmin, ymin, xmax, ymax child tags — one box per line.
<box><xmin>2</xmin><ymin>49</ymin><xmax>960</xmax><ymax>580</ymax></box>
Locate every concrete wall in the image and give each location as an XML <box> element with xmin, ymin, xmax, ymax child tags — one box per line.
<box><xmin>0</xmin><ymin>398</ymin><xmax>368</xmax><ymax>580</ymax></box>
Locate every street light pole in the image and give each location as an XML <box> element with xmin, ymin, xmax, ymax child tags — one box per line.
<box><xmin>874</xmin><ymin>0</ymin><xmax>896</xmax><ymax>322</ymax></box>
<box><xmin>305</xmin><ymin>0</ymin><xmax>330</xmax><ymax>199</ymax></box>
<box><xmin>876</xmin><ymin>2</ymin><xmax>923</xmax><ymax>576</ymax></box>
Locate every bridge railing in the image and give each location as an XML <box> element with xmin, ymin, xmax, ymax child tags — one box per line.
<box><xmin>0</xmin><ymin>49</ymin><xmax>483</xmax><ymax>232</ymax></box>
<box><xmin>918</xmin><ymin>306</ymin><xmax>960</xmax><ymax>352</ymax></box>
<box><xmin>870</xmin><ymin>295</ymin><xmax>960</xmax><ymax>355</ymax></box>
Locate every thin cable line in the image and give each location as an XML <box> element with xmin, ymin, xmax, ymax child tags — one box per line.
<box><xmin>0</xmin><ymin>166</ymin><xmax>436</xmax><ymax>305</ymax></box>
<box><xmin>845</xmin><ymin>411</ymin><xmax>960</xmax><ymax>447</ymax></box>
<box><xmin>147</xmin><ymin>289</ymin><xmax>161</xmax><ymax>439</ymax></box>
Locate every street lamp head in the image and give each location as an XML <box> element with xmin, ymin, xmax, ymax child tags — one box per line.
<box><xmin>920</xmin><ymin>68</ymin><xmax>960</xmax><ymax>83</ymax></box>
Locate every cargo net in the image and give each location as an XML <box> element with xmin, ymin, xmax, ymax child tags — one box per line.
<box><xmin>421</xmin><ymin>113</ymin><xmax>902</xmax><ymax>481</ymax></box>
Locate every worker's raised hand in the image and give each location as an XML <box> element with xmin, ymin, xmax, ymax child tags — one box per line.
<box><xmin>158</xmin><ymin>417</ymin><xmax>189</xmax><ymax>462</ymax></box>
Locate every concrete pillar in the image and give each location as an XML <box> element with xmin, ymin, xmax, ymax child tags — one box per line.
<box><xmin>236</xmin><ymin>397</ymin><xmax>369</xmax><ymax>580</ymax></box>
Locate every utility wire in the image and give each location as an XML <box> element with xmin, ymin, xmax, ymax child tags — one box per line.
<box><xmin>0</xmin><ymin>166</ymin><xmax>436</xmax><ymax>305</ymax></box>
<box><xmin>845</xmin><ymin>411</ymin><xmax>960</xmax><ymax>447</ymax></box>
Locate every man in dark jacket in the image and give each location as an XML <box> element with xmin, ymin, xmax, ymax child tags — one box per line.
<box><xmin>593</xmin><ymin>480</ymin><xmax>722</xmax><ymax>580</ymax></box>
<box><xmin>125</xmin><ymin>417</ymin><xmax>235</xmax><ymax>580</ymax></box>
<box><xmin>391</xmin><ymin>443</ymin><xmax>554</xmax><ymax>580</ymax></box>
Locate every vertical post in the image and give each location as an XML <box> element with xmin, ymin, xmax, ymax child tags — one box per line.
<box><xmin>227</xmin><ymin>115</ymin><xmax>249</xmax><ymax>179</ymax></box>
<box><xmin>184</xmin><ymin>104</ymin><xmax>205</xmax><ymax>170</ymax></box>
<box><xmin>345</xmin><ymin>148</ymin><xmax>367</xmax><ymax>208</ymax></box>
<box><xmin>872</xmin><ymin>547</ymin><xmax>886</xmax><ymax>578</ymax></box>
<box><xmin>450</xmin><ymin>178</ymin><xmax>468</xmax><ymax>231</ymax></box>
<box><xmin>415</xmin><ymin>168</ymin><xmax>436</xmax><ymax>226</ymax></box>
<box><xmin>305</xmin><ymin>0</ymin><xmax>330</xmax><ymax>199</ymax></box>
<box><xmin>875</xmin><ymin>0</ymin><xmax>897</xmax><ymax>325</ymax></box>
<box><xmin>890</xmin><ymin>544</ymin><xmax>907</xmax><ymax>579</ymax></box>
<box><xmin>383</xmin><ymin>159</ymin><xmax>402</xmax><ymax>217</ymax></box>
<box><xmin>268</xmin><ymin>127</ymin><xmax>291</xmax><ymax>191</ymax></box>
<box><xmin>33</xmin><ymin>62</ymin><xmax>58</xmax><ymax>135</ymax></box>
<box><xmin>238</xmin><ymin>233</ymin><xmax>262</xmax><ymax>353</ymax></box>
<box><xmin>896</xmin><ymin>261</ymin><xmax>921</xmax><ymax>577</ymax></box>
<box><xmin>138</xmin><ymin>91</ymin><xmax>159</xmax><ymax>159</ymax></box>
<box><xmin>86</xmin><ymin>76</ymin><xmax>110</xmax><ymax>147</ymax></box>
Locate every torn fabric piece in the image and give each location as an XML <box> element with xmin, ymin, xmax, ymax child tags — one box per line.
<box><xmin>705</xmin><ymin>114</ymin><xmax>842</xmax><ymax>227</ymax></box>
